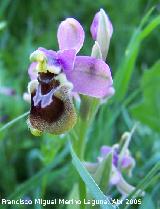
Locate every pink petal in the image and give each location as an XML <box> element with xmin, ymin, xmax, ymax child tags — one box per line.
<box><xmin>100</xmin><ymin>146</ymin><xmax>112</xmax><ymax>157</ymax></box>
<box><xmin>38</xmin><ymin>47</ymin><xmax>57</xmax><ymax>58</ymax></box>
<box><xmin>110</xmin><ymin>169</ymin><xmax>121</xmax><ymax>185</ymax></box>
<box><xmin>28</xmin><ymin>62</ymin><xmax>38</xmax><ymax>80</ymax></box>
<box><xmin>90</xmin><ymin>12</ymin><xmax>99</xmax><ymax>40</ymax></box>
<box><xmin>57</xmin><ymin>18</ymin><xmax>84</xmax><ymax>53</ymax></box>
<box><xmin>66</xmin><ymin>56</ymin><xmax>114</xmax><ymax>98</ymax></box>
<box><xmin>38</xmin><ymin>47</ymin><xmax>58</xmax><ymax>65</ymax></box>
<box><xmin>57</xmin><ymin>49</ymin><xmax>76</xmax><ymax>72</ymax></box>
<box><xmin>121</xmin><ymin>155</ymin><xmax>135</xmax><ymax>168</ymax></box>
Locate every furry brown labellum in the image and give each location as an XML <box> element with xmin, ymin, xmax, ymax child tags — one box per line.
<box><xmin>28</xmin><ymin>72</ymin><xmax>77</xmax><ymax>135</ymax></box>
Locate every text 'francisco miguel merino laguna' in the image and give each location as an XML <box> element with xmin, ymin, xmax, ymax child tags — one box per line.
<box><xmin>1</xmin><ymin>198</ymin><xmax>113</xmax><ymax>206</ymax></box>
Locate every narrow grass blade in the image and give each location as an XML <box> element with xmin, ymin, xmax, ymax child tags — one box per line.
<box><xmin>114</xmin><ymin>11</ymin><xmax>160</xmax><ymax>102</ymax></box>
<box><xmin>0</xmin><ymin>111</ymin><xmax>29</xmax><ymax>132</ymax></box>
<box><xmin>122</xmin><ymin>162</ymin><xmax>160</xmax><ymax>209</ymax></box>
<box><xmin>69</xmin><ymin>141</ymin><xmax>115</xmax><ymax>209</ymax></box>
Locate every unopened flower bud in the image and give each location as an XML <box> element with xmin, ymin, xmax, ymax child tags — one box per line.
<box><xmin>90</xmin><ymin>9</ymin><xmax>113</xmax><ymax>60</ymax></box>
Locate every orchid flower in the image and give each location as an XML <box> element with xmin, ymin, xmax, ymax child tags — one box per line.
<box><xmin>100</xmin><ymin>144</ymin><xmax>135</xmax><ymax>186</ymax></box>
<box><xmin>83</xmin><ymin>130</ymin><xmax>145</xmax><ymax>197</ymax></box>
<box><xmin>27</xmin><ymin>15</ymin><xmax>114</xmax><ymax>135</ymax></box>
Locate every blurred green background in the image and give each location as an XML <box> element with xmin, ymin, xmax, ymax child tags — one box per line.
<box><xmin>0</xmin><ymin>0</ymin><xmax>160</xmax><ymax>208</ymax></box>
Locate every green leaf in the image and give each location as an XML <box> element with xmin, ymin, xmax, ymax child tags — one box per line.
<box><xmin>41</xmin><ymin>134</ymin><xmax>66</xmax><ymax>164</ymax></box>
<box><xmin>131</xmin><ymin>60</ymin><xmax>160</xmax><ymax>132</ymax></box>
<box><xmin>123</xmin><ymin>162</ymin><xmax>160</xmax><ymax>209</ymax></box>
<box><xmin>69</xmin><ymin>142</ymin><xmax>115</xmax><ymax>209</ymax></box>
<box><xmin>5</xmin><ymin>145</ymin><xmax>69</xmax><ymax>202</ymax></box>
<box><xmin>0</xmin><ymin>111</ymin><xmax>29</xmax><ymax>133</ymax></box>
<box><xmin>114</xmin><ymin>10</ymin><xmax>160</xmax><ymax>102</ymax></box>
<box><xmin>93</xmin><ymin>153</ymin><xmax>112</xmax><ymax>193</ymax></box>
<box><xmin>139</xmin><ymin>15</ymin><xmax>160</xmax><ymax>40</ymax></box>
<box><xmin>67</xmin><ymin>184</ymin><xmax>80</xmax><ymax>209</ymax></box>
<box><xmin>139</xmin><ymin>194</ymin><xmax>155</xmax><ymax>209</ymax></box>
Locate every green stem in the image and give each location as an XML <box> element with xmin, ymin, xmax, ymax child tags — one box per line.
<box><xmin>75</xmin><ymin>98</ymin><xmax>100</xmax><ymax>209</ymax></box>
<box><xmin>0</xmin><ymin>111</ymin><xmax>29</xmax><ymax>132</ymax></box>
<box><xmin>78</xmin><ymin>97</ymin><xmax>100</xmax><ymax>160</ymax></box>
<box><xmin>77</xmin><ymin>121</ymin><xmax>88</xmax><ymax>160</ymax></box>
<box><xmin>75</xmin><ymin>121</ymin><xmax>88</xmax><ymax>209</ymax></box>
